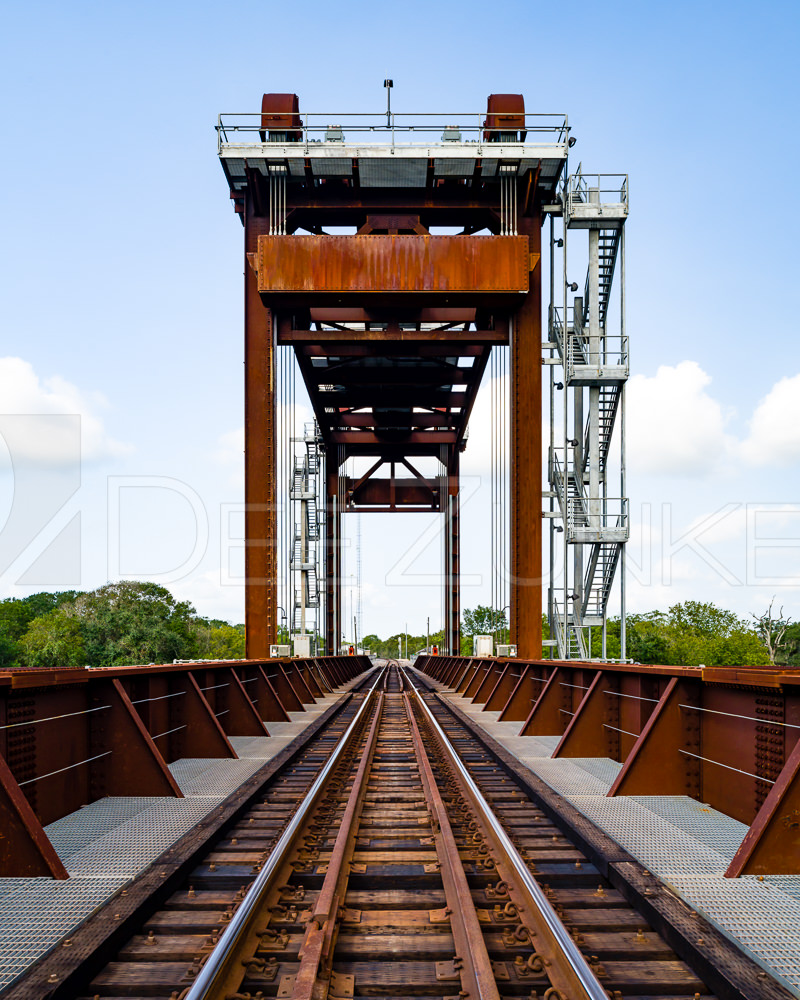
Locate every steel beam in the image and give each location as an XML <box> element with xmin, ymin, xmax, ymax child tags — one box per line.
<box><xmin>255</xmin><ymin>234</ymin><xmax>530</xmax><ymax>296</ymax></box>
<box><xmin>244</xmin><ymin>198</ymin><xmax>277</xmax><ymax>657</ymax></box>
<box><xmin>511</xmin><ymin>210</ymin><xmax>543</xmax><ymax>658</ymax></box>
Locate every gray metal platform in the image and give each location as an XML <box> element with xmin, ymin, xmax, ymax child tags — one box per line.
<box><xmin>0</xmin><ymin>684</ymin><xmax>357</xmax><ymax>991</ymax></box>
<box><xmin>447</xmin><ymin>691</ymin><xmax>800</xmax><ymax>996</ymax></box>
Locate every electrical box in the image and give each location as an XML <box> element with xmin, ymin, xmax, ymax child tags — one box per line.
<box><xmin>269</xmin><ymin>644</ymin><xmax>290</xmax><ymax>658</ymax></box>
<box><xmin>496</xmin><ymin>644</ymin><xmax>517</xmax><ymax>658</ymax></box>
<box><xmin>474</xmin><ymin>635</ymin><xmax>494</xmax><ymax>658</ymax></box>
<box><xmin>293</xmin><ymin>634</ymin><xmax>311</xmax><ymax>658</ymax></box>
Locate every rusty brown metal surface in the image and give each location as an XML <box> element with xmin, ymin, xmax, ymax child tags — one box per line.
<box><xmin>726</xmin><ymin>733</ymin><xmax>800</xmax><ymax>876</ymax></box>
<box><xmin>0</xmin><ymin>656</ymin><xmax>368</xmax><ymax>875</ymax></box>
<box><xmin>510</xmin><ymin>211</ymin><xmax>543</xmax><ymax>659</ymax></box>
<box><xmin>10</xmin><ymin>663</ymin><xmax>789</xmax><ymax>1000</ymax></box>
<box><xmin>256</xmin><ymin>235</ymin><xmax>530</xmax><ymax>295</ymax></box>
<box><xmin>245</xmin><ymin>199</ymin><xmax>277</xmax><ymax>657</ymax></box>
<box><xmin>405</xmin><ymin>692</ymin><xmax>501</xmax><ymax>1000</ymax></box>
<box><xmin>293</xmin><ymin>693</ymin><xmax>384</xmax><ymax>999</ymax></box>
<box><xmin>0</xmin><ymin>751</ymin><xmax>68</xmax><ymax>878</ymax></box>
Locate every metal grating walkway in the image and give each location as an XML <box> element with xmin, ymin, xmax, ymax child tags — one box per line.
<box><xmin>448</xmin><ymin>690</ymin><xmax>800</xmax><ymax>996</ymax></box>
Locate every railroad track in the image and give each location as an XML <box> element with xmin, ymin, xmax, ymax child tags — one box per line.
<box><xmin>10</xmin><ymin>662</ymin><xmax>791</xmax><ymax>1000</ymax></box>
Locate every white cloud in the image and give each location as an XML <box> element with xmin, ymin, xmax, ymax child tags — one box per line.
<box><xmin>740</xmin><ymin>373</ymin><xmax>800</xmax><ymax>466</ymax></box>
<box><xmin>0</xmin><ymin>357</ymin><xmax>129</xmax><ymax>466</ymax></box>
<box><xmin>627</xmin><ymin>361</ymin><xmax>735</xmax><ymax>477</ymax></box>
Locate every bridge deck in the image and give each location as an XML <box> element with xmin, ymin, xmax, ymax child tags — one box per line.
<box><xmin>0</xmin><ymin>670</ymin><xmax>372</xmax><ymax>992</ymax></box>
<box><xmin>437</xmin><ymin>680</ymin><xmax>800</xmax><ymax>995</ymax></box>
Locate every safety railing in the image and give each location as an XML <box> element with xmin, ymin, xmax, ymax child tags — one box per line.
<box><xmin>217</xmin><ymin>111</ymin><xmax>569</xmax><ymax>152</ymax></box>
<box><xmin>565</xmin><ymin>171</ymin><xmax>628</xmax><ymax>213</ymax></box>
<box><xmin>551</xmin><ymin>307</ymin><xmax>629</xmax><ymax>377</ymax></box>
<box><xmin>567</xmin><ymin>495</ymin><xmax>628</xmax><ymax>538</ymax></box>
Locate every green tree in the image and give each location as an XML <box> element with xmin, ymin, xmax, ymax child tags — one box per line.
<box><xmin>66</xmin><ymin>581</ymin><xmax>197</xmax><ymax>667</ymax></box>
<box><xmin>0</xmin><ymin>591</ymin><xmax>83</xmax><ymax>642</ymax></box>
<box><xmin>191</xmin><ymin>619</ymin><xmax>246</xmax><ymax>660</ymax></box>
<box><xmin>624</xmin><ymin>602</ymin><xmax>768</xmax><ymax>667</ymax></box>
<box><xmin>20</xmin><ymin>608</ymin><xmax>85</xmax><ymax>668</ymax></box>
<box><xmin>462</xmin><ymin>606</ymin><xmax>508</xmax><ymax>639</ymax></box>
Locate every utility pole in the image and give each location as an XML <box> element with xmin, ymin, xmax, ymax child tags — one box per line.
<box><xmin>427</xmin><ymin>616</ymin><xmax>430</xmax><ymax>654</ymax></box>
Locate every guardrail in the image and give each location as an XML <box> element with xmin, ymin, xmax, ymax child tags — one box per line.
<box><xmin>217</xmin><ymin>110</ymin><xmax>569</xmax><ymax>151</ymax></box>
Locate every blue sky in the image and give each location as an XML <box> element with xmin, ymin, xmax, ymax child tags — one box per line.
<box><xmin>1</xmin><ymin>0</ymin><xmax>798</xmax><ymax>638</ymax></box>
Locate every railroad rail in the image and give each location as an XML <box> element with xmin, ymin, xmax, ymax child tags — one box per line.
<box><xmin>6</xmin><ymin>662</ymin><xmax>791</xmax><ymax>1000</ymax></box>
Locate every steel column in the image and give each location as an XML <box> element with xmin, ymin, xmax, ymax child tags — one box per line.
<box><xmin>244</xmin><ymin>197</ymin><xmax>277</xmax><ymax>657</ymax></box>
<box><xmin>511</xmin><ymin>209</ymin><xmax>543</xmax><ymax>658</ymax></box>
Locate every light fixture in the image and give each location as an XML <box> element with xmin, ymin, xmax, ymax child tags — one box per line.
<box><xmin>567</xmin><ymin>438</ymin><xmax>578</xmax><ymax>446</ymax></box>
<box><xmin>566</xmin><ymin>281</ymin><xmax>578</xmax><ymax>292</ymax></box>
<box><xmin>555</xmin><ymin>238</ymin><xmax>564</xmax><ymax>247</ymax></box>
<box><xmin>384</xmin><ymin>79</ymin><xmax>393</xmax><ymax>126</ymax></box>
<box><xmin>555</xmin><ymin>382</ymin><xmax>564</xmax><ymax>390</ymax></box>
<box><xmin>568</xmin><ymin>136</ymin><xmax>577</xmax><ymax>147</ymax></box>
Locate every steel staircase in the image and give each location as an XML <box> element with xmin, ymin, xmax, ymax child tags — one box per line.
<box><xmin>581</xmin><ymin>384</ymin><xmax>621</xmax><ymax>477</ymax></box>
<box><xmin>582</xmin><ymin>229</ymin><xmax>621</xmax><ymax>331</ymax></box>
<box><xmin>547</xmin><ymin>171</ymin><xmax>629</xmax><ymax>658</ymax></box>
<box><xmin>582</xmin><ymin>541</ymin><xmax>622</xmax><ymax>622</ymax></box>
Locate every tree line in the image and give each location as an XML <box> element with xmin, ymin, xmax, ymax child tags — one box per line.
<box><xmin>365</xmin><ymin>600</ymin><xmax>798</xmax><ymax>667</ymax></box>
<box><xmin>0</xmin><ymin>582</ymin><xmax>244</xmax><ymax>670</ymax></box>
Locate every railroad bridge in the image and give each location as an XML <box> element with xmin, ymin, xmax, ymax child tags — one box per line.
<box><xmin>0</xmin><ymin>93</ymin><xmax>799</xmax><ymax>1000</ymax></box>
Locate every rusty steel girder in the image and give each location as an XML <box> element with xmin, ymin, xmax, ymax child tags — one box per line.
<box><xmin>253</xmin><ymin>234</ymin><xmax>532</xmax><ymax>297</ymax></box>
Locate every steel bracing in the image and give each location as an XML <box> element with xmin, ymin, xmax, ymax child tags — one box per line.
<box><xmin>546</xmin><ymin>169</ymin><xmax>629</xmax><ymax>659</ymax></box>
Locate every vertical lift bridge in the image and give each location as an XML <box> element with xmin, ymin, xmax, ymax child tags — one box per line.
<box><xmin>217</xmin><ymin>94</ymin><xmax>627</xmax><ymax>659</ymax></box>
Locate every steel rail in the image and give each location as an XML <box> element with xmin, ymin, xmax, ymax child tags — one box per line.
<box><xmin>404</xmin><ymin>692</ymin><xmax>501</xmax><ymax>1000</ymax></box>
<box><xmin>292</xmin><ymin>689</ymin><xmax>385</xmax><ymax>1000</ymax></box>
<box><xmin>403</xmin><ymin>668</ymin><xmax>609</xmax><ymax>1000</ymax></box>
<box><xmin>183</xmin><ymin>664</ymin><xmax>385</xmax><ymax>1000</ymax></box>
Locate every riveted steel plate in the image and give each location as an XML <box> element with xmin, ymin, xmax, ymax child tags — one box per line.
<box><xmin>256</xmin><ymin>235</ymin><xmax>530</xmax><ymax>295</ymax></box>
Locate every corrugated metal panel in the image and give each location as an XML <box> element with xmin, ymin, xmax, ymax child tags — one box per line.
<box><xmin>287</xmin><ymin>159</ymin><xmax>306</xmax><ymax>177</ymax></box>
<box><xmin>312</xmin><ymin>157</ymin><xmax>353</xmax><ymax>177</ymax></box>
<box><xmin>245</xmin><ymin>158</ymin><xmax>268</xmax><ymax>175</ymax></box>
<box><xmin>359</xmin><ymin>158</ymin><xmax>428</xmax><ymax>188</ymax></box>
<box><xmin>480</xmin><ymin>159</ymin><xmax>498</xmax><ymax>177</ymax></box>
<box><xmin>224</xmin><ymin>158</ymin><xmax>246</xmax><ymax>177</ymax></box>
<box><xmin>433</xmin><ymin>159</ymin><xmax>474</xmax><ymax>177</ymax></box>
<box><xmin>257</xmin><ymin>235</ymin><xmax>530</xmax><ymax>294</ymax></box>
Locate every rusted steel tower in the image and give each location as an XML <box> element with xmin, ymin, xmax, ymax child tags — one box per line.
<box><xmin>218</xmin><ymin>94</ymin><xmax>569</xmax><ymax>658</ymax></box>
